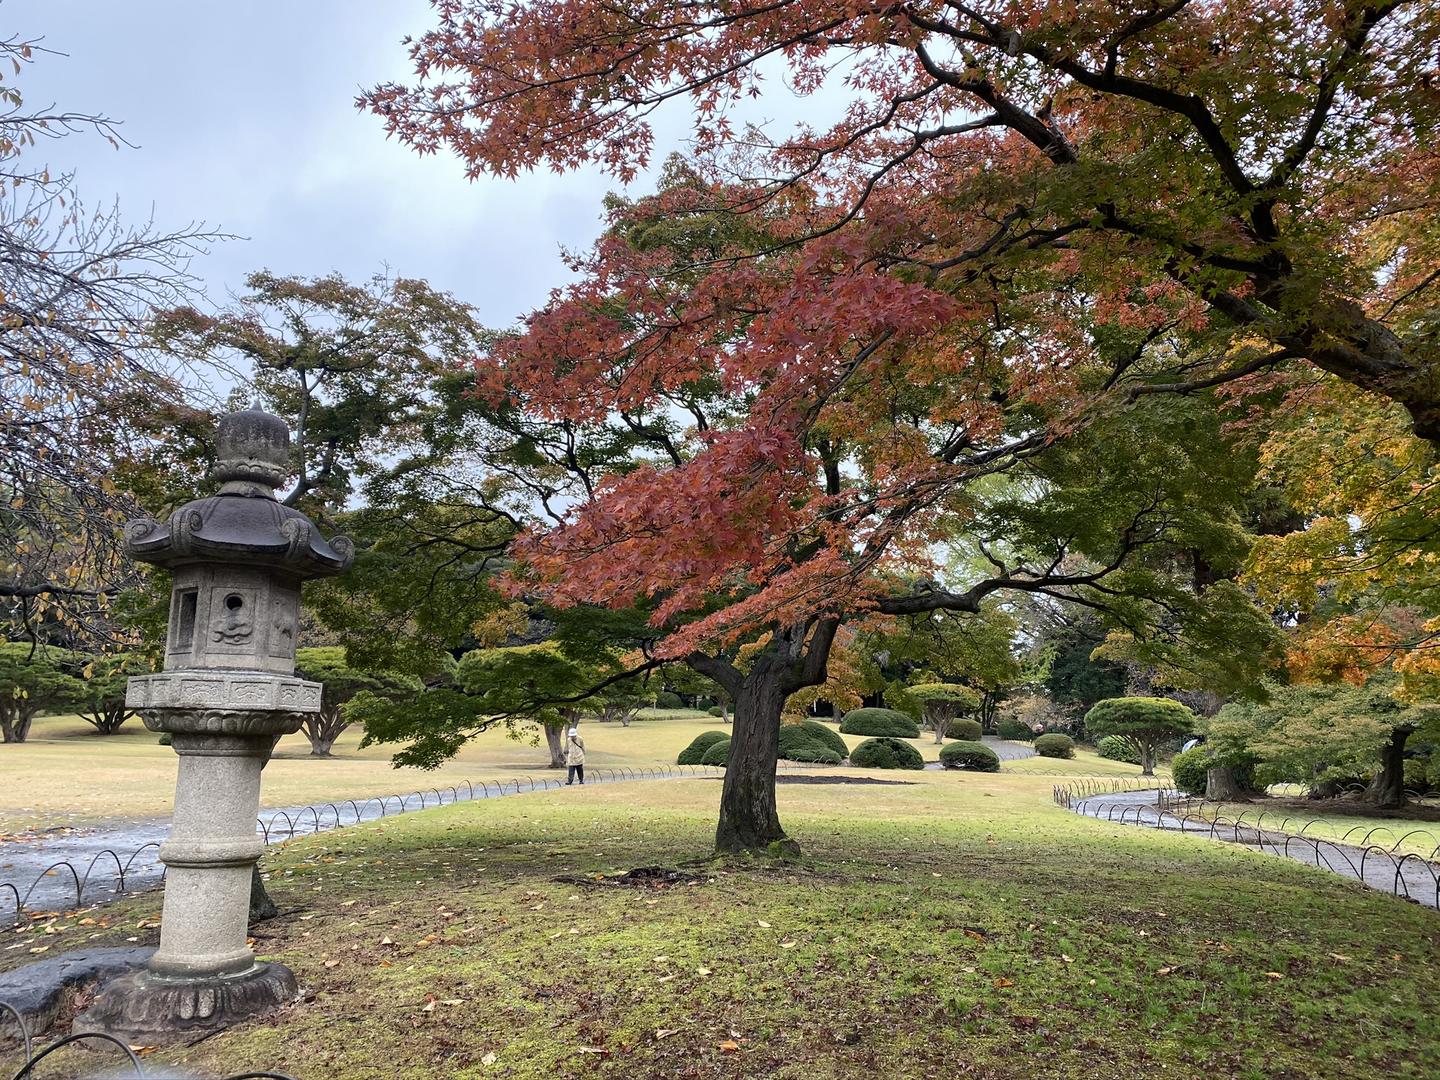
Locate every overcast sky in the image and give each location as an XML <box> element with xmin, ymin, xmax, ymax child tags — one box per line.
<box><xmin>7</xmin><ymin>0</ymin><xmax>667</xmax><ymax>332</ymax></box>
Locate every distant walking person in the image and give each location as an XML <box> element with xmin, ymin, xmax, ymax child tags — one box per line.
<box><xmin>565</xmin><ymin>726</ymin><xmax>585</xmax><ymax>785</ymax></box>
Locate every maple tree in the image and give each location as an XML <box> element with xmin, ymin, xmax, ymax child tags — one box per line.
<box><xmin>360</xmin><ymin>1</ymin><xmax>1421</xmax><ymax>850</ymax></box>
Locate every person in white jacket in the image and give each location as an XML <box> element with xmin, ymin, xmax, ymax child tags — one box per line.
<box><xmin>565</xmin><ymin>727</ymin><xmax>586</xmax><ymax>785</ymax></box>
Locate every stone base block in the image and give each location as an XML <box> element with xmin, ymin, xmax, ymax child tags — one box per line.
<box><xmin>73</xmin><ymin>961</ymin><xmax>298</xmax><ymax>1042</ymax></box>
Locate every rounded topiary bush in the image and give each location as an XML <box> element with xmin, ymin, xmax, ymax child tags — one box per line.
<box><xmin>1096</xmin><ymin>735</ymin><xmax>1140</xmax><ymax>763</ymax></box>
<box><xmin>939</xmin><ymin>740</ymin><xmax>1000</xmax><ymax>772</ymax></box>
<box><xmin>677</xmin><ymin>730</ymin><xmax>730</xmax><ymax>765</ymax></box>
<box><xmin>1033</xmin><ymin>733</ymin><xmax>1075</xmax><ymax>759</ymax></box>
<box><xmin>157</xmin><ymin>732</ymin><xmax>172</xmax><ymax>746</ymax></box>
<box><xmin>948</xmin><ymin>718</ymin><xmax>983</xmax><ymax>742</ymax></box>
<box><xmin>779</xmin><ymin>719</ymin><xmax>848</xmax><ymax>760</ymax></box>
<box><xmin>1170</xmin><ymin>746</ymin><xmax>1211</xmax><ymax>796</ymax></box>
<box><xmin>849</xmin><ymin>737</ymin><xmax>925</xmax><ymax>770</ymax></box>
<box><xmin>839</xmin><ymin>707</ymin><xmax>921</xmax><ymax>739</ymax></box>
<box><xmin>996</xmin><ymin>719</ymin><xmax>1034</xmax><ymax>741</ymax></box>
<box><xmin>654</xmin><ymin>690</ymin><xmax>683</xmax><ymax>709</ymax></box>
<box><xmin>699</xmin><ymin>737</ymin><xmax>732</xmax><ymax>766</ymax></box>
<box><xmin>707</xmin><ymin>705</ymin><xmax>726</xmax><ymax>717</ymax></box>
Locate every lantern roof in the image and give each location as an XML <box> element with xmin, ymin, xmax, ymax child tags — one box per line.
<box><xmin>124</xmin><ymin>408</ymin><xmax>354</xmax><ymax>577</ymax></box>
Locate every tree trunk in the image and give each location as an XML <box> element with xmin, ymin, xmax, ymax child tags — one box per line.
<box><xmin>720</xmin><ymin>701</ymin><xmax>730</xmax><ymax>724</ymax></box>
<box><xmin>544</xmin><ymin>722</ymin><xmax>566</xmax><ymax>768</ymax></box>
<box><xmin>249</xmin><ymin>865</ymin><xmax>278</xmax><ymax>923</ymax></box>
<box><xmin>0</xmin><ymin>704</ymin><xmax>34</xmax><ymax>743</ymax></box>
<box><xmin>302</xmin><ymin>707</ymin><xmax>349</xmax><ymax>757</ymax></box>
<box><xmin>715</xmin><ymin>672</ymin><xmax>790</xmax><ymax>854</ymax></box>
<box><xmin>1140</xmin><ymin>742</ymin><xmax>1156</xmax><ymax>777</ymax></box>
<box><xmin>1367</xmin><ymin>725</ymin><xmax>1413</xmax><ymax>810</ymax></box>
<box><xmin>84</xmin><ymin>704</ymin><xmax>133</xmax><ymax>735</ymax></box>
<box><xmin>1205</xmin><ymin>766</ymin><xmax>1249</xmax><ymax>801</ymax></box>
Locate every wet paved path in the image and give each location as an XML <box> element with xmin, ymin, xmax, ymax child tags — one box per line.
<box><xmin>1070</xmin><ymin>789</ymin><xmax>1440</xmax><ymax>909</ymax></box>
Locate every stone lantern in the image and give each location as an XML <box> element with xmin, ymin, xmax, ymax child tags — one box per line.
<box><xmin>80</xmin><ymin>408</ymin><xmax>353</xmax><ymax>1040</ymax></box>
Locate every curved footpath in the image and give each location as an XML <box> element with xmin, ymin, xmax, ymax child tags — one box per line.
<box><xmin>1070</xmin><ymin>789</ymin><xmax>1440</xmax><ymax>909</ymax></box>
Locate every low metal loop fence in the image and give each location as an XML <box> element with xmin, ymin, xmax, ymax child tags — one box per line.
<box><xmin>1055</xmin><ymin>782</ymin><xmax>1440</xmax><ymax>907</ymax></box>
<box><xmin>0</xmin><ymin>998</ymin><xmax>298</xmax><ymax>1079</ymax></box>
<box><xmin>4</xmin><ymin>762</ymin><xmax>742</xmax><ymax>927</ymax></box>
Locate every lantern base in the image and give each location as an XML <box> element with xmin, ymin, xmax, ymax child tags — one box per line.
<box><xmin>74</xmin><ymin>961</ymin><xmax>298</xmax><ymax>1042</ymax></box>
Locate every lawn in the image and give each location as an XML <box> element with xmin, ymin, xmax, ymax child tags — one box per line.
<box><xmin>3</xmin><ymin>710</ymin><xmax>718</xmax><ymax>830</ymax></box>
<box><xmin>2</xmin><ymin>714</ymin><xmax>1152</xmax><ymax>831</ymax></box>
<box><xmin>5</xmin><ymin>768</ymin><xmax>1436</xmax><ymax>1080</ymax></box>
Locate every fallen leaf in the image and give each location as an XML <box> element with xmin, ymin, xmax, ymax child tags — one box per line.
<box><xmin>718</xmin><ymin>1040</ymin><xmax>740</xmax><ymax>1053</ymax></box>
<box><xmin>1265</xmin><ymin>972</ymin><xmax>1284</xmax><ymax>980</ymax></box>
<box><xmin>992</xmin><ymin>978</ymin><xmax>1013</xmax><ymax>988</ymax></box>
<box><xmin>779</xmin><ymin>941</ymin><xmax>797</xmax><ymax>950</ymax></box>
<box><xmin>481</xmin><ymin>1052</ymin><xmax>497</xmax><ymax>1065</ymax></box>
<box><xmin>1061</xmin><ymin>954</ymin><xmax>1074</xmax><ymax>964</ymax></box>
<box><xmin>440</xmin><ymin>999</ymin><xmax>465</xmax><ymax>1006</ymax></box>
<box><xmin>577</xmin><ymin>1047</ymin><xmax>609</xmax><ymax>1056</ymax></box>
<box><xmin>1329</xmin><ymin>953</ymin><xmax>1352</xmax><ymax>962</ymax></box>
<box><xmin>696</xmin><ymin>966</ymin><xmax>712</xmax><ymax>976</ymax></box>
<box><xmin>655</xmin><ymin>1028</ymin><xmax>679</xmax><ymax>1040</ymax></box>
<box><xmin>657</xmin><ymin>974</ymin><xmax>677</xmax><ymax>983</ymax></box>
<box><xmin>380</xmin><ymin>936</ymin><xmax>393</xmax><ymax>946</ymax></box>
<box><xmin>1156</xmin><ymin>966</ymin><xmax>1176</xmax><ymax>976</ymax></box>
<box><xmin>323</xmin><ymin>959</ymin><xmax>340</xmax><ymax>969</ymax></box>
<box><xmin>757</xmin><ymin>920</ymin><xmax>771</xmax><ymax>928</ymax></box>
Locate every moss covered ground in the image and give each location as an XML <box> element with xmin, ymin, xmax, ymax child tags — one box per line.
<box><xmin>5</xmin><ymin>767</ymin><xmax>1436</xmax><ymax>1079</ymax></box>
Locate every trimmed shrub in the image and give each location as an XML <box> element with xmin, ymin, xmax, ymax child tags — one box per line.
<box><xmin>1096</xmin><ymin>735</ymin><xmax>1140</xmax><ymax>764</ymax></box>
<box><xmin>696</xmin><ymin>698</ymin><xmax>716</xmax><ymax>710</ymax></box>
<box><xmin>699</xmin><ymin>737</ymin><xmax>731</xmax><ymax>766</ymax></box>
<box><xmin>707</xmin><ymin>705</ymin><xmax>726</xmax><ymax>717</ymax></box>
<box><xmin>677</xmin><ymin>730</ymin><xmax>729</xmax><ymax>765</ymax></box>
<box><xmin>779</xmin><ymin>719</ymin><xmax>848</xmax><ymax>759</ymax></box>
<box><xmin>849</xmin><ymin>737</ymin><xmax>925</xmax><ymax>770</ymax></box>
<box><xmin>1033</xmin><ymin>733</ymin><xmax>1075</xmax><ymax>759</ymax></box>
<box><xmin>653</xmin><ymin>691</ymin><xmax>683</xmax><ymax>709</ymax></box>
<box><xmin>948</xmin><ymin>718</ymin><xmax>983</xmax><ymax>742</ymax></box>
<box><xmin>840</xmin><ymin>707</ymin><xmax>920</xmax><ymax>739</ymax></box>
<box><xmin>996</xmin><ymin>719</ymin><xmax>1034</xmax><ymax>741</ymax></box>
<box><xmin>1170</xmin><ymin>746</ymin><xmax>1211</xmax><ymax>796</ymax></box>
<box><xmin>939</xmin><ymin>740</ymin><xmax>1000</xmax><ymax>772</ymax></box>
<box><xmin>157</xmin><ymin>732</ymin><xmax>172</xmax><ymax>746</ymax></box>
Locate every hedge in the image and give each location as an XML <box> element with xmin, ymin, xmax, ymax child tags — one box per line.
<box><xmin>654</xmin><ymin>691</ymin><xmax>684</xmax><ymax>709</ymax></box>
<box><xmin>677</xmin><ymin>730</ymin><xmax>730</xmax><ymax>765</ymax></box>
<box><xmin>1033</xmin><ymin>733</ymin><xmax>1075</xmax><ymax>759</ymax></box>
<box><xmin>1170</xmin><ymin>746</ymin><xmax>1211</xmax><ymax>796</ymax></box>
<box><xmin>1096</xmin><ymin>735</ymin><xmax>1141</xmax><ymax>764</ymax></box>
<box><xmin>996</xmin><ymin>719</ymin><xmax>1034</xmax><ymax>741</ymax></box>
<box><xmin>849</xmin><ymin>737</ymin><xmax>925</xmax><ymax>770</ymax></box>
<box><xmin>839</xmin><ymin>707</ymin><xmax>921</xmax><ymax>739</ymax></box>
<box><xmin>699</xmin><ymin>738</ymin><xmax>732</xmax><ymax>766</ymax></box>
<box><xmin>778</xmin><ymin>719</ymin><xmax>849</xmax><ymax>762</ymax></box>
<box><xmin>939</xmin><ymin>740</ymin><xmax>1000</xmax><ymax>772</ymax></box>
<box><xmin>948</xmin><ymin>718</ymin><xmax>983</xmax><ymax>742</ymax></box>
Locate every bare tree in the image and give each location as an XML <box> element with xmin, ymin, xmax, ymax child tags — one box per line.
<box><xmin>0</xmin><ymin>32</ymin><xmax>226</xmax><ymax>644</ymax></box>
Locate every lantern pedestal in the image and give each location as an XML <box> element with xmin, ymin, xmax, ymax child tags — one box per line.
<box><xmin>77</xmin><ymin>703</ymin><xmax>313</xmax><ymax>1039</ymax></box>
